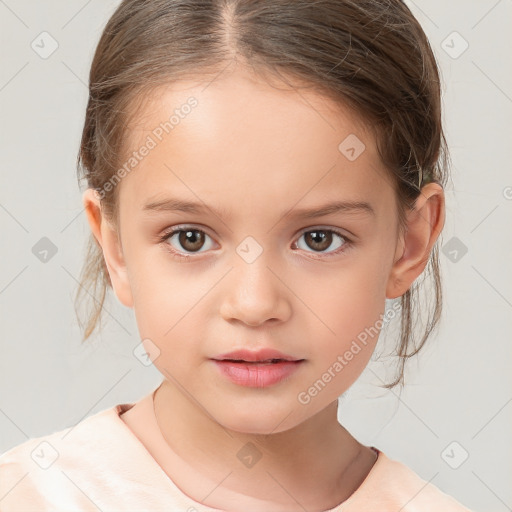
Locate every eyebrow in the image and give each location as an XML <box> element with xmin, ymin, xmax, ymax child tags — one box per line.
<box><xmin>142</xmin><ymin>197</ymin><xmax>375</xmax><ymax>219</ymax></box>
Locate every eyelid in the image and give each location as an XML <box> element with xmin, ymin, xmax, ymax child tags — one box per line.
<box><xmin>157</xmin><ymin>224</ymin><xmax>217</xmax><ymax>261</ymax></box>
<box><xmin>295</xmin><ymin>224</ymin><xmax>353</xmax><ymax>240</ymax></box>
<box><xmin>292</xmin><ymin>226</ymin><xmax>353</xmax><ymax>258</ymax></box>
<box><xmin>158</xmin><ymin>224</ymin><xmax>354</xmax><ymax>258</ymax></box>
<box><xmin>159</xmin><ymin>223</ymin><xmax>353</xmax><ymax>240</ymax></box>
<box><xmin>158</xmin><ymin>223</ymin><xmax>215</xmax><ymax>241</ymax></box>
<box><xmin>158</xmin><ymin>224</ymin><xmax>218</xmax><ymax>247</ymax></box>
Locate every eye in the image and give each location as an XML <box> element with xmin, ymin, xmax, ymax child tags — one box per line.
<box><xmin>159</xmin><ymin>226</ymin><xmax>215</xmax><ymax>259</ymax></box>
<box><xmin>158</xmin><ymin>225</ymin><xmax>352</xmax><ymax>261</ymax></box>
<box><xmin>293</xmin><ymin>228</ymin><xmax>351</xmax><ymax>257</ymax></box>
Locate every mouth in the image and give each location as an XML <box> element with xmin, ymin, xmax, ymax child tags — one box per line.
<box><xmin>211</xmin><ymin>358</ymin><xmax>305</xmax><ymax>387</ymax></box>
<box><xmin>212</xmin><ymin>348</ymin><xmax>303</xmax><ymax>364</ymax></box>
<box><xmin>219</xmin><ymin>358</ymin><xmax>302</xmax><ymax>365</ymax></box>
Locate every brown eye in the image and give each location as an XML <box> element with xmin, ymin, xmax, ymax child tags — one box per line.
<box><xmin>296</xmin><ymin>229</ymin><xmax>348</xmax><ymax>255</ymax></box>
<box><xmin>178</xmin><ymin>229</ymin><xmax>205</xmax><ymax>252</ymax></box>
<box><xmin>304</xmin><ymin>231</ymin><xmax>332</xmax><ymax>251</ymax></box>
<box><xmin>163</xmin><ymin>228</ymin><xmax>213</xmax><ymax>254</ymax></box>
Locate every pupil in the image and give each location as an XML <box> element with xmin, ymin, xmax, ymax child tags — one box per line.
<box><xmin>176</xmin><ymin>229</ymin><xmax>333</xmax><ymax>253</ymax></box>
<box><xmin>179</xmin><ymin>230</ymin><xmax>204</xmax><ymax>252</ymax></box>
<box><xmin>306</xmin><ymin>230</ymin><xmax>331</xmax><ymax>251</ymax></box>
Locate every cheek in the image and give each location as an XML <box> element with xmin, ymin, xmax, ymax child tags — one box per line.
<box><xmin>124</xmin><ymin>248</ymin><xmax>183</xmax><ymax>334</ymax></box>
<box><xmin>127</xmin><ymin>250</ymin><xmax>215</xmax><ymax>361</ymax></box>
<box><xmin>301</xmin><ymin>258</ymin><xmax>389</xmax><ymax>380</ymax></box>
<box><xmin>308</xmin><ymin>262</ymin><xmax>388</xmax><ymax>336</ymax></box>
<box><xmin>128</xmin><ymin>233</ymin><xmax>390</xmax><ymax>361</ymax></box>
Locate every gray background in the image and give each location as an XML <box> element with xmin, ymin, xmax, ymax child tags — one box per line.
<box><xmin>0</xmin><ymin>1</ymin><xmax>511</xmax><ymax>510</ymax></box>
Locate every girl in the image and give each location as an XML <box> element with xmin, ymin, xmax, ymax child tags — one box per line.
<box><xmin>0</xmin><ymin>0</ymin><xmax>474</xmax><ymax>510</ymax></box>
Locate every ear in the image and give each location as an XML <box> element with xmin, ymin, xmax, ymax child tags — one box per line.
<box><xmin>386</xmin><ymin>183</ymin><xmax>445</xmax><ymax>299</ymax></box>
<box><xmin>82</xmin><ymin>188</ymin><xmax>133</xmax><ymax>308</ymax></box>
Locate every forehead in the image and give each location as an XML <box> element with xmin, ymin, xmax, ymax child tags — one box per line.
<box><xmin>117</xmin><ymin>67</ymin><xmax>395</xmax><ymax>220</ymax></box>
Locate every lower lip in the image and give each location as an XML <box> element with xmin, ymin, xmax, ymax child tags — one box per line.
<box><xmin>212</xmin><ymin>360</ymin><xmax>304</xmax><ymax>388</ymax></box>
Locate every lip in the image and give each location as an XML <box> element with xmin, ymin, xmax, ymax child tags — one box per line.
<box><xmin>212</xmin><ymin>348</ymin><xmax>302</xmax><ymax>363</ymax></box>
<box><xmin>210</xmin><ymin>348</ymin><xmax>305</xmax><ymax>388</ymax></box>
<box><xmin>212</xmin><ymin>359</ymin><xmax>304</xmax><ymax>388</ymax></box>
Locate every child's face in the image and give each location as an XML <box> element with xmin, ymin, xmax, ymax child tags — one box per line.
<box><xmin>89</xmin><ymin>68</ymin><xmax>409</xmax><ymax>433</ymax></box>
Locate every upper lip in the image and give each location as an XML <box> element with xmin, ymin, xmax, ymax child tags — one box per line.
<box><xmin>212</xmin><ymin>348</ymin><xmax>303</xmax><ymax>362</ymax></box>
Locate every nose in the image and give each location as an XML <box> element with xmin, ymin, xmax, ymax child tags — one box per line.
<box><xmin>219</xmin><ymin>253</ymin><xmax>292</xmax><ymax>327</ymax></box>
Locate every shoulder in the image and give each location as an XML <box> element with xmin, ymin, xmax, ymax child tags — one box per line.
<box><xmin>0</xmin><ymin>404</ymin><xmax>129</xmax><ymax>511</ymax></box>
<box><xmin>348</xmin><ymin>448</ymin><xmax>474</xmax><ymax>511</ymax></box>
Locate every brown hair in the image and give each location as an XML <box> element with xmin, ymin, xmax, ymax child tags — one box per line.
<box><xmin>75</xmin><ymin>0</ymin><xmax>451</xmax><ymax>389</ymax></box>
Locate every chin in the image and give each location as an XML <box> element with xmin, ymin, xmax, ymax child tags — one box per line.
<box><xmin>213</xmin><ymin>407</ymin><xmax>301</xmax><ymax>436</ymax></box>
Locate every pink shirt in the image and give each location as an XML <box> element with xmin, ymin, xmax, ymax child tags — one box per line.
<box><xmin>0</xmin><ymin>389</ymin><xmax>473</xmax><ymax>511</ymax></box>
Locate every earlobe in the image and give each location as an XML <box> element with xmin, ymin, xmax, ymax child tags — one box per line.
<box><xmin>386</xmin><ymin>183</ymin><xmax>445</xmax><ymax>299</ymax></box>
<box><xmin>82</xmin><ymin>189</ymin><xmax>134</xmax><ymax>308</ymax></box>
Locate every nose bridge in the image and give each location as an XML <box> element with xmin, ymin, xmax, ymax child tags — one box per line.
<box><xmin>220</xmin><ymin>236</ymin><xmax>291</xmax><ymax>325</ymax></box>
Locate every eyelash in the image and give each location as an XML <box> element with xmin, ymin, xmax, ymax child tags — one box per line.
<box><xmin>157</xmin><ymin>225</ymin><xmax>353</xmax><ymax>262</ymax></box>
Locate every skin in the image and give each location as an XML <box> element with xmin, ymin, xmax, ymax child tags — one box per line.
<box><xmin>83</xmin><ymin>62</ymin><xmax>445</xmax><ymax>511</ymax></box>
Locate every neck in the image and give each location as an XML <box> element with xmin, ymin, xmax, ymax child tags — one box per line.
<box><xmin>152</xmin><ymin>379</ymin><xmax>368</xmax><ymax>511</ymax></box>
